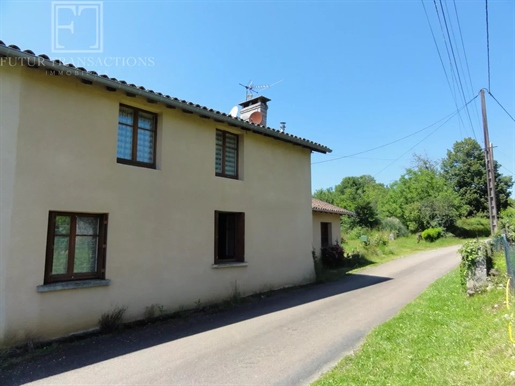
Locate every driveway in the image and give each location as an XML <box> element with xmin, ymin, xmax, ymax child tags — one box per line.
<box><xmin>1</xmin><ymin>245</ymin><xmax>461</xmax><ymax>386</ymax></box>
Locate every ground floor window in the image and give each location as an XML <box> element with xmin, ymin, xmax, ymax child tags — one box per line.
<box><xmin>215</xmin><ymin>211</ymin><xmax>245</xmax><ymax>263</ymax></box>
<box><xmin>321</xmin><ymin>222</ymin><xmax>332</xmax><ymax>248</ymax></box>
<box><xmin>45</xmin><ymin>212</ymin><xmax>108</xmax><ymax>284</ymax></box>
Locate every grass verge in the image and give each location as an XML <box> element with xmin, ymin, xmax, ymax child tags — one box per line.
<box><xmin>316</xmin><ymin>235</ymin><xmax>470</xmax><ymax>283</ymax></box>
<box><xmin>313</xmin><ymin>253</ymin><xmax>515</xmax><ymax>386</ymax></box>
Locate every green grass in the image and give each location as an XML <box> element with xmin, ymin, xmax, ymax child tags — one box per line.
<box><xmin>314</xmin><ymin>254</ymin><xmax>515</xmax><ymax>386</ymax></box>
<box><xmin>315</xmin><ymin>234</ymin><xmax>471</xmax><ymax>283</ymax></box>
<box><xmin>345</xmin><ymin>234</ymin><xmax>471</xmax><ymax>266</ymax></box>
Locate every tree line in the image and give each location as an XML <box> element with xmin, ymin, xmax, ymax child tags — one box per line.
<box><xmin>314</xmin><ymin>138</ymin><xmax>514</xmax><ymax>234</ymax></box>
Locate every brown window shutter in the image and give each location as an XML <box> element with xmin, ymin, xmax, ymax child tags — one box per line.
<box><xmin>214</xmin><ymin>211</ymin><xmax>219</xmax><ymax>262</ymax></box>
<box><xmin>235</xmin><ymin>213</ymin><xmax>245</xmax><ymax>262</ymax></box>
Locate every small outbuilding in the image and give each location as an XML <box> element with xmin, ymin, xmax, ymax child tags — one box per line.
<box><xmin>312</xmin><ymin>198</ymin><xmax>355</xmax><ymax>257</ymax></box>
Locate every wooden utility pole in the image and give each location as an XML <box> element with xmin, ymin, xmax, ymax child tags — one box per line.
<box><xmin>480</xmin><ymin>89</ymin><xmax>498</xmax><ymax>235</ymax></box>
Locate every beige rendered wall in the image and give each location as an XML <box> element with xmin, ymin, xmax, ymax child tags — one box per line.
<box><xmin>1</xmin><ymin>65</ymin><xmax>315</xmax><ymax>345</ymax></box>
<box><xmin>0</xmin><ymin>65</ymin><xmax>22</xmax><ymax>343</ymax></box>
<box><xmin>312</xmin><ymin>212</ymin><xmax>342</xmax><ymax>257</ymax></box>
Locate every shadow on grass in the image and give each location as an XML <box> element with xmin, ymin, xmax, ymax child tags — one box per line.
<box><xmin>0</xmin><ymin>272</ymin><xmax>392</xmax><ymax>385</ymax></box>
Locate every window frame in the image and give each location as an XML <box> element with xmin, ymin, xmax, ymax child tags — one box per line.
<box><xmin>215</xmin><ymin>129</ymin><xmax>239</xmax><ymax>179</ymax></box>
<box><xmin>117</xmin><ymin>104</ymin><xmax>158</xmax><ymax>169</ymax></box>
<box><xmin>214</xmin><ymin>211</ymin><xmax>245</xmax><ymax>264</ymax></box>
<box><xmin>44</xmin><ymin>211</ymin><xmax>108</xmax><ymax>285</ymax></box>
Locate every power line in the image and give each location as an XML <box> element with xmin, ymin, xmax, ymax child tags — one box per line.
<box><xmin>486</xmin><ymin>0</ymin><xmax>491</xmax><ymax>91</ymax></box>
<box><xmin>488</xmin><ymin>91</ymin><xmax>515</xmax><ymax>123</ymax></box>
<box><xmin>437</xmin><ymin>0</ymin><xmax>477</xmax><ymax>140</ymax></box>
<box><xmin>420</xmin><ymin>0</ymin><xmax>467</xmax><ymax>138</ymax></box>
<box><xmin>451</xmin><ymin>0</ymin><xmax>483</xmax><ymax>130</ymax></box>
<box><xmin>312</xmin><ymin>95</ymin><xmax>479</xmax><ymax>166</ymax></box>
<box><xmin>374</xmin><ymin>94</ymin><xmax>479</xmax><ymax>176</ymax></box>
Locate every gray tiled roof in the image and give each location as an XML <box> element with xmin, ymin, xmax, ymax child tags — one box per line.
<box><xmin>0</xmin><ymin>42</ymin><xmax>331</xmax><ymax>154</ymax></box>
<box><xmin>312</xmin><ymin>198</ymin><xmax>355</xmax><ymax>216</ymax></box>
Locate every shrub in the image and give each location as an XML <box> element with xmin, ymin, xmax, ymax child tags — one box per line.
<box><xmin>370</xmin><ymin>232</ymin><xmax>389</xmax><ymax>247</ymax></box>
<box><xmin>421</xmin><ymin>227</ymin><xmax>443</xmax><ymax>242</ymax></box>
<box><xmin>350</xmin><ymin>226</ymin><xmax>368</xmax><ymax>240</ymax></box>
<box><xmin>380</xmin><ymin>217</ymin><xmax>409</xmax><ymax>238</ymax></box>
<box><xmin>320</xmin><ymin>243</ymin><xmax>345</xmax><ymax>269</ymax></box>
<box><xmin>450</xmin><ymin>217</ymin><xmax>491</xmax><ymax>238</ymax></box>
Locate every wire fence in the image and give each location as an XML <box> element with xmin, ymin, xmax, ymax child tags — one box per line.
<box><xmin>495</xmin><ymin>234</ymin><xmax>515</xmax><ymax>290</ymax></box>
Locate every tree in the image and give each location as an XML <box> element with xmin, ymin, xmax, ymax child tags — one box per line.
<box><xmin>441</xmin><ymin>138</ymin><xmax>513</xmax><ymax>217</ymax></box>
<box><xmin>382</xmin><ymin>155</ymin><xmax>465</xmax><ymax>232</ymax></box>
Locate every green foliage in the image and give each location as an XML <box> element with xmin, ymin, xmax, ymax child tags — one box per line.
<box><xmin>498</xmin><ymin>206</ymin><xmax>515</xmax><ymax>240</ymax></box>
<box><xmin>441</xmin><ymin>138</ymin><xmax>513</xmax><ymax>217</ymax></box>
<box><xmin>380</xmin><ymin>217</ymin><xmax>409</xmax><ymax>237</ymax></box>
<box><xmin>421</xmin><ymin>227</ymin><xmax>443</xmax><ymax>242</ymax></box>
<box><xmin>314</xmin><ymin>175</ymin><xmax>387</xmax><ymax>230</ymax></box>
<box><xmin>98</xmin><ymin>306</ymin><xmax>127</xmax><ymax>332</ymax></box>
<box><xmin>458</xmin><ymin>240</ymin><xmax>492</xmax><ymax>288</ymax></box>
<box><xmin>451</xmin><ymin>217</ymin><xmax>491</xmax><ymax>238</ymax></box>
<box><xmin>314</xmin><ymin>264</ymin><xmax>513</xmax><ymax>386</ymax></box>
<box><xmin>369</xmin><ymin>232</ymin><xmax>389</xmax><ymax>247</ymax></box>
<box><xmin>382</xmin><ymin>155</ymin><xmax>465</xmax><ymax>232</ymax></box>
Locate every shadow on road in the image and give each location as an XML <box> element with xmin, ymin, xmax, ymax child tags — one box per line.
<box><xmin>1</xmin><ymin>273</ymin><xmax>392</xmax><ymax>385</ymax></box>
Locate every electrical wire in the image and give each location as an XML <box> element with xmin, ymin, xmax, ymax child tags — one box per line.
<box><xmin>421</xmin><ymin>0</ymin><xmax>467</xmax><ymax>137</ymax></box>
<box><xmin>438</xmin><ymin>0</ymin><xmax>477</xmax><ymax>140</ymax></box>
<box><xmin>312</xmin><ymin>95</ymin><xmax>479</xmax><ymax>166</ymax></box>
<box><xmin>488</xmin><ymin>91</ymin><xmax>515</xmax><ymax>123</ymax></box>
<box><xmin>452</xmin><ymin>0</ymin><xmax>483</xmax><ymax>130</ymax></box>
<box><xmin>374</xmin><ymin>95</ymin><xmax>478</xmax><ymax>177</ymax></box>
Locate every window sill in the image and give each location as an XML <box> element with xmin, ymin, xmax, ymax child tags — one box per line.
<box><xmin>37</xmin><ymin>279</ymin><xmax>111</xmax><ymax>293</ymax></box>
<box><xmin>211</xmin><ymin>262</ymin><xmax>248</xmax><ymax>269</ymax></box>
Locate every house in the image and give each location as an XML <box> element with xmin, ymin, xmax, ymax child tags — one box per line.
<box><xmin>312</xmin><ymin>198</ymin><xmax>354</xmax><ymax>256</ymax></box>
<box><xmin>0</xmin><ymin>42</ymin><xmax>331</xmax><ymax>346</ymax></box>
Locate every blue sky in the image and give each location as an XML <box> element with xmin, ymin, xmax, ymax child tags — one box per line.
<box><xmin>1</xmin><ymin>0</ymin><xmax>514</xmax><ymax>192</ymax></box>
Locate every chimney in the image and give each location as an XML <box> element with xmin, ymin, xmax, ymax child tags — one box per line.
<box><xmin>239</xmin><ymin>96</ymin><xmax>270</xmax><ymax>127</ymax></box>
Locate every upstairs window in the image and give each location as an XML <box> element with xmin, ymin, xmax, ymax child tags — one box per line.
<box><xmin>45</xmin><ymin>212</ymin><xmax>108</xmax><ymax>284</ymax></box>
<box><xmin>215</xmin><ymin>130</ymin><xmax>238</xmax><ymax>178</ymax></box>
<box><xmin>117</xmin><ymin>105</ymin><xmax>157</xmax><ymax>168</ymax></box>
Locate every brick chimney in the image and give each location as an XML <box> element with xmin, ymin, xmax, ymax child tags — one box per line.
<box><xmin>239</xmin><ymin>96</ymin><xmax>270</xmax><ymax>126</ymax></box>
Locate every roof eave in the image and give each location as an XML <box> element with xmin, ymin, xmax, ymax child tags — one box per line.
<box><xmin>0</xmin><ymin>44</ymin><xmax>332</xmax><ymax>154</ymax></box>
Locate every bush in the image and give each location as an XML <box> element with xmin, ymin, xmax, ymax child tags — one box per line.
<box><xmin>421</xmin><ymin>227</ymin><xmax>443</xmax><ymax>242</ymax></box>
<box><xmin>370</xmin><ymin>232</ymin><xmax>389</xmax><ymax>247</ymax></box>
<box><xmin>380</xmin><ymin>217</ymin><xmax>409</xmax><ymax>238</ymax></box>
<box><xmin>451</xmin><ymin>217</ymin><xmax>491</xmax><ymax>238</ymax></box>
<box><xmin>320</xmin><ymin>243</ymin><xmax>345</xmax><ymax>269</ymax></box>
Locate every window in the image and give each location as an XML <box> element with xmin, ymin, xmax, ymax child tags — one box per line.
<box><xmin>215</xmin><ymin>130</ymin><xmax>238</xmax><ymax>178</ymax></box>
<box><xmin>45</xmin><ymin>212</ymin><xmax>108</xmax><ymax>284</ymax></box>
<box><xmin>117</xmin><ymin>105</ymin><xmax>157</xmax><ymax>168</ymax></box>
<box><xmin>321</xmin><ymin>222</ymin><xmax>332</xmax><ymax>248</ymax></box>
<box><xmin>214</xmin><ymin>211</ymin><xmax>245</xmax><ymax>263</ymax></box>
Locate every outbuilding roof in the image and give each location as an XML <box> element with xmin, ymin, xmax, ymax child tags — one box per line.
<box><xmin>0</xmin><ymin>42</ymin><xmax>331</xmax><ymax>154</ymax></box>
<box><xmin>312</xmin><ymin>198</ymin><xmax>355</xmax><ymax>216</ymax></box>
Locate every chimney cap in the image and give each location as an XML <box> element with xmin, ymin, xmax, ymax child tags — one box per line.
<box><xmin>239</xmin><ymin>95</ymin><xmax>271</xmax><ymax>108</ymax></box>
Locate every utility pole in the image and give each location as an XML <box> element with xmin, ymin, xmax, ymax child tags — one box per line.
<box><xmin>480</xmin><ymin>89</ymin><xmax>498</xmax><ymax>235</ymax></box>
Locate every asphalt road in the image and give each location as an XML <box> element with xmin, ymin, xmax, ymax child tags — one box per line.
<box><xmin>1</xmin><ymin>245</ymin><xmax>461</xmax><ymax>386</ymax></box>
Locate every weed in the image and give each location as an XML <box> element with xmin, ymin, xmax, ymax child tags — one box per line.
<box><xmin>98</xmin><ymin>306</ymin><xmax>127</xmax><ymax>333</ymax></box>
<box><xmin>144</xmin><ymin>304</ymin><xmax>166</xmax><ymax>320</ymax></box>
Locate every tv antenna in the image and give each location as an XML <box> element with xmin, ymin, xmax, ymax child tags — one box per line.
<box><xmin>239</xmin><ymin>79</ymin><xmax>283</xmax><ymax>100</ymax></box>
